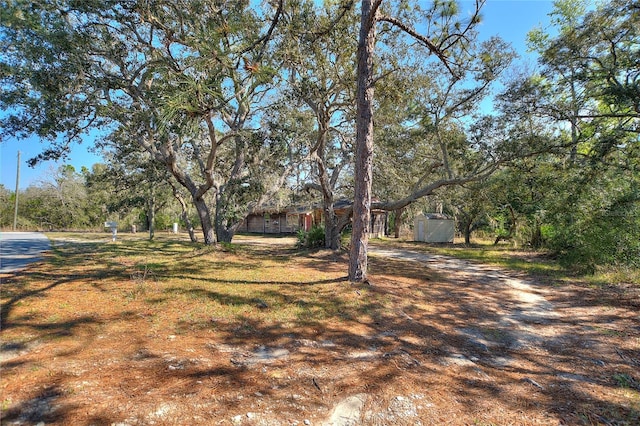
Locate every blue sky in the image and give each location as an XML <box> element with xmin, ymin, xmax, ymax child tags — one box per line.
<box><xmin>0</xmin><ymin>0</ymin><xmax>556</xmax><ymax>190</ymax></box>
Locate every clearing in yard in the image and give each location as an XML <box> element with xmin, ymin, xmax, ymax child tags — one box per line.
<box><xmin>1</xmin><ymin>233</ymin><xmax>639</xmax><ymax>425</ymax></box>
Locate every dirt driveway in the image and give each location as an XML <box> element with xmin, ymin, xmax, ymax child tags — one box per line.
<box><xmin>369</xmin><ymin>246</ymin><xmax>558</xmax><ymax>360</ymax></box>
<box><xmin>366</xmin><ymin>242</ymin><xmax>639</xmax><ymax>424</ymax></box>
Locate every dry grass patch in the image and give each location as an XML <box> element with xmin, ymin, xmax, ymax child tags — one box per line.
<box><xmin>1</xmin><ymin>233</ymin><xmax>638</xmax><ymax>425</ymax></box>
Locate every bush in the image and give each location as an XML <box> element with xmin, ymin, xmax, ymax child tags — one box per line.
<box><xmin>545</xmin><ymin>198</ymin><xmax>640</xmax><ymax>273</ymax></box>
<box><xmin>296</xmin><ymin>226</ymin><xmax>325</xmax><ymax>248</ymax></box>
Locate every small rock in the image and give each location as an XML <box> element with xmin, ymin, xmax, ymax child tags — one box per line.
<box><xmin>247</xmin><ymin>412</ymin><xmax>255</xmax><ymax>419</ymax></box>
<box><xmin>326</xmin><ymin>393</ymin><xmax>366</xmax><ymax>425</ymax></box>
<box><xmin>304</xmin><ymin>420</ymin><xmax>311</xmax><ymax>425</ymax></box>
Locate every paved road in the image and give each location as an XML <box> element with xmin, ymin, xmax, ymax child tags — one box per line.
<box><xmin>0</xmin><ymin>232</ymin><xmax>51</xmax><ymax>273</ymax></box>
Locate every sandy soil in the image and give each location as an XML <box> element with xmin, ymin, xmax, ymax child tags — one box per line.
<box><xmin>0</xmin><ymin>236</ymin><xmax>638</xmax><ymax>425</ymax></box>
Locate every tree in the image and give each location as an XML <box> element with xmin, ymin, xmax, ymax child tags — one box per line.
<box><xmin>0</xmin><ymin>185</ymin><xmax>14</xmax><ymax>229</ymax></box>
<box><xmin>348</xmin><ymin>0</ymin><xmax>484</xmax><ymax>281</ymax></box>
<box><xmin>445</xmin><ymin>181</ymin><xmax>491</xmax><ymax>245</ymax></box>
<box><xmin>281</xmin><ymin>0</ymin><xmax>358</xmax><ymax>249</ymax></box>
<box><xmin>526</xmin><ymin>0</ymin><xmax>638</xmax><ymax>158</ymax></box>
<box><xmin>15</xmin><ymin>165</ymin><xmax>93</xmax><ymax>230</ymax></box>
<box><xmin>527</xmin><ymin>0</ymin><xmax>590</xmax><ymax>162</ymax></box>
<box><xmin>88</xmin><ymin>141</ymin><xmax>179</xmax><ymax>241</ymax></box>
<box><xmin>519</xmin><ymin>0</ymin><xmax>640</xmax><ymax>269</ymax></box>
<box><xmin>372</xmin><ymin>32</ymin><xmax>516</xmax><ymax>238</ymax></box>
<box><xmin>1</xmin><ymin>0</ymin><xmax>286</xmax><ymax>245</ymax></box>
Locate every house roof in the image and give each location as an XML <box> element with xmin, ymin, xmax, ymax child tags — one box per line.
<box><xmin>248</xmin><ymin>203</ymin><xmax>315</xmax><ymax>215</ymax></box>
<box><xmin>249</xmin><ymin>198</ymin><xmax>388</xmax><ymax>216</ymax></box>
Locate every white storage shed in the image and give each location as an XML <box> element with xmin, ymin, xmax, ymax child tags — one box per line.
<box><xmin>414</xmin><ymin>213</ymin><xmax>455</xmax><ymax>243</ymax></box>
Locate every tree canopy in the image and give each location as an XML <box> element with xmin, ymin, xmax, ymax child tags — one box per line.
<box><xmin>1</xmin><ymin>0</ymin><xmax>638</xmax><ymax>275</ymax></box>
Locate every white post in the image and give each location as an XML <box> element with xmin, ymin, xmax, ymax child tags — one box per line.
<box><xmin>105</xmin><ymin>221</ymin><xmax>118</xmax><ymax>242</ymax></box>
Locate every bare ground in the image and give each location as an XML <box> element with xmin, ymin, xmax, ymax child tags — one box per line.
<box><xmin>1</xmin><ymin>235</ymin><xmax>639</xmax><ymax>425</ymax></box>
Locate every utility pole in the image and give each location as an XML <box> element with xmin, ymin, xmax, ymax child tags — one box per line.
<box><xmin>13</xmin><ymin>151</ymin><xmax>20</xmax><ymax>231</ymax></box>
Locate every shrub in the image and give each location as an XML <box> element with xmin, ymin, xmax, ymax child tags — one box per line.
<box><xmin>296</xmin><ymin>226</ymin><xmax>325</xmax><ymax>248</ymax></box>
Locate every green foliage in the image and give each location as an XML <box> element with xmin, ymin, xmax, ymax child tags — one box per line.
<box><xmin>546</xmin><ymin>184</ymin><xmax>640</xmax><ymax>272</ymax></box>
<box><xmin>2</xmin><ymin>0</ymin><xmax>637</xmax><ymax>275</ymax></box>
<box><xmin>2</xmin><ymin>0</ymin><xmax>289</xmax><ymax>245</ymax></box>
<box><xmin>484</xmin><ymin>0</ymin><xmax>640</xmax><ymax>272</ymax></box>
<box><xmin>613</xmin><ymin>373</ymin><xmax>639</xmax><ymax>390</ymax></box>
<box><xmin>154</xmin><ymin>213</ymin><xmax>174</xmax><ymax>232</ymax></box>
<box><xmin>13</xmin><ymin>165</ymin><xmax>99</xmax><ymax>230</ymax></box>
<box><xmin>0</xmin><ymin>185</ymin><xmax>14</xmax><ymax>229</ymax></box>
<box><xmin>215</xmin><ymin>176</ymin><xmax>264</xmax><ymax>240</ymax></box>
<box><xmin>296</xmin><ymin>226</ymin><xmax>325</xmax><ymax>249</ymax></box>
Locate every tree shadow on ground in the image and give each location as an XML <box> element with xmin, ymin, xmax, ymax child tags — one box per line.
<box><xmin>1</xmin><ymin>236</ymin><xmax>638</xmax><ymax>425</ymax></box>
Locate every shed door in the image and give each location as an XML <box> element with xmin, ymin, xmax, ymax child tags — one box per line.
<box><xmin>418</xmin><ymin>220</ymin><xmax>425</xmax><ymax>241</ymax></box>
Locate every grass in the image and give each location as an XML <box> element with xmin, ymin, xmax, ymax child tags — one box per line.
<box><xmin>583</xmin><ymin>266</ymin><xmax>640</xmax><ymax>288</ymax></box>
<box><xmin>613</xmin><ymin>373</ymin><xmax>639</xmax><ymax>390</ymax></box>
<box><xmin>2</xmin><ymin>232</ymin><xmax>638</xmax><ymax>425</ymax></box>
<box><xmin>41</xmin><ymin>232</ymin><xmax>369</xmax><ymax>330</ymax></box>
<box><xmin>371</xmin><ymin>237</ymin><xmax>640</xmax><ymax>287</ymax></box>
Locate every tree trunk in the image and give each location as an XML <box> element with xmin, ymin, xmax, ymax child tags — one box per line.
<box><xmin>184</xmin><ymin>214</ymin><xmax>197</xmax><ymax>243</ymax></box>
<box><xmin>193</xmin><ymin>196</ymin><xmax>216</xmax><ymax>245</ymax></box>
<box><xmin>148</xmin><ymin>187</ymin><xmax>155</xmax><ymax>241</ymax></box>
<box><xmin>215</xmin><ymin>217</ymin><xmax>243</xmax><ymax>244</ymax></box>
<box><xmin>530</xmin><ymin>217</ymin><xmax>542</xmax><ymax>249</ymax></box>
<box><xmin>216</xmin><ymin>225</ymin><xmax>234</xmax><ymax>243</ymax></box>
<box><xmin>323</xmin><ymin>196</ymin><xmax>342</xmax><ymax>250</ymax></box>
<box><xmin>214</xmin><ymin>192</ymin><xmax>240</xmax><ymax>244</ymax></box>
<box><xmin>214</xmin><ymin>200</ymin><xmax>241</xmax><ymax>244</ymax></box>
<box><xmin>148</xmin><ymin>206</ymin><xmax>155</xmax><ymax>240</ymax></box>
<box><xmin>170</xmin><ymin>184</ymin><xmax>198</xmax><ymax>242</ymax></box>
<box><xmin>325</xmin><ymin>218</ymin><xmax>341</xmax><ymax>250</ymax></box>
<box><xmin>464</xmin><ymin>221</ymin><xmax>472</xmax><ymax>245</ymax></box>
<box><xmin>349</xmin><ymin>0</ymin><xmax>377</xmax><ymax>282</ymax></box>
<box><xmin>393</xmin><ymin>207</ymin><xmax>404</xmax><ymax>238</ymax></box>
<box><xmin>494</xmin><ymin>205</ymin><xmax>517</xmax><ymax>246</ymax></box>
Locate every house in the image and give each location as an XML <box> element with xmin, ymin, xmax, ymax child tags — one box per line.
<box><xmin>240</xmin><ymin>199</ymin><xmax>387</xmax><ymax>237</ymax></box>
<box><xmin>241</xmin><ymin>205</ymin><xmax>315</xmax><ymax>234</ymax></box>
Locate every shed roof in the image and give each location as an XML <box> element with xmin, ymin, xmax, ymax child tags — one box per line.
<box><xmin>423</xmin><ymin>213</ymin><xmax>452</xmax><ymax>220</ymax></box>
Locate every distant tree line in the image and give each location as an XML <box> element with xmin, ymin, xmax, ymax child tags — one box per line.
<box><xmin>0</xmin><ymin>164</ymin><xmax>192</xmax><ymax>238</ymax></box>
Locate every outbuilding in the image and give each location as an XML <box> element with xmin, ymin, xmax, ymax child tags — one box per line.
<box><xmin>414</xmin><ymin>213</ymin><xmax>455</xmax><ymax>243</ymax></box>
